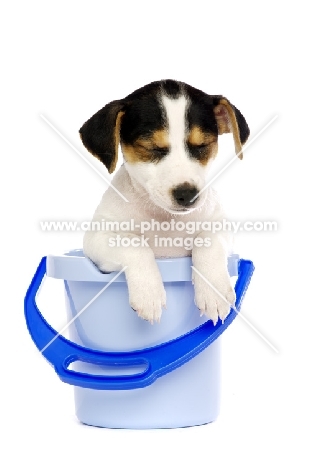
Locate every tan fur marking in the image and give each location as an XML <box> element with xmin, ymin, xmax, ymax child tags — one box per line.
<box><xmin>187</xmin><ymin>126</ymin><xmax>218</xmax><ymax>166</ymax></box>
<box><xmin>188</xmin><ymin>126</ymin><xmax>217</xmax><ymax>146</ymax></box>
<box><xmin>152</xmin><ymin>129</ymin><xmax>169</xmax><ymax>148</ymax></box>
<box><xmin>121</xmin><ymin>142</ymin><xmax>151</xmax><ymax>163</ymax></box>
<box><xmin>108</xmin><ymin>111</ymin><xmax>125</xmax><ymax>173</ymax></box>
<box><xmin>121</xmin><ymin>129</ymin><xmax>169</xmax><ymax>163</ymax></box>
<box><xmin>214</xmin><ymin>99</ymin><xmax>243</xmax><ymax>160</ymax></box>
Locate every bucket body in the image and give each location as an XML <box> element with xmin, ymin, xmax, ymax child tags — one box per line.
<box><xmin>45</xmin><ymin>250</ymin><xmax>238</xmax><ymax>428</ymax></box>
<box><xmin>72</xmin><ymin>341</ymin><xmax>221</xmax><ymax>429</ymax></box>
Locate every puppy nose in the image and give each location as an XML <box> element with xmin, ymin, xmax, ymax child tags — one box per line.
<box><xmin>172</xmin><ymin>183</ymin><xmax>199</xmax><ymax>207</ymax></box>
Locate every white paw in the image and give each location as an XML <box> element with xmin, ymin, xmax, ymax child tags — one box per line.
<box><xmin>126</xmin><ymin>271</ymin><xmax>166</xmax><ymax>324</ymax></box>
<box><xmin>192</xmin><ymin>268</ymin><xmax>236</xmax><ymax>325</ymax></box>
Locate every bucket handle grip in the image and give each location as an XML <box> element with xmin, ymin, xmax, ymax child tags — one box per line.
<box><xmin>25</xmin><ymin>257</ymin><xmax>254</xmax><ymax>390</ymax></box>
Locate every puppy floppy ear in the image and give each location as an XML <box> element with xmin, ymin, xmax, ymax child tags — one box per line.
<box><xmin>213</xmin><ymin>97</ymin><xmax>250</xmax><ymax>160</ymax></box>
<box><xmin>79</xmin><ymin>100</ymin><xmax>125</xmax><ymax>173</ymax></box>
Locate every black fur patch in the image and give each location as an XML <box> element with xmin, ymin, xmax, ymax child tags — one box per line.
<box><xmin>79</xmin><ymin>100</ymin><xmax>124</xmax><ymax>170</ymax></box>
<box><xmin>120</xmin><ymin>94</ymin><xmax>165</xmax><ymax>143</ymax></box>
<box><xmin>161</xmin><ymin>79</ymin><xmax>182</xmax><ymax>98</ymax></box>
<box><xmin>185</xmin><ymin>84</ymin><xmax>218</xmax><ymax>135</ymax></box>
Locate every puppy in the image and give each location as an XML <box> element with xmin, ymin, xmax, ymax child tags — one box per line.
<box><xmin>80</xmin><ymin>79</ymin><xmax>249</xmax><ymax>325</ymax></box>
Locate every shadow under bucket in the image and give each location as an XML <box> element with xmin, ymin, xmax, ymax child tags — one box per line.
<box><xmin>24</xmin><ymin>250</ymin><xmax>254</xmax><ymax>429</ymax></box>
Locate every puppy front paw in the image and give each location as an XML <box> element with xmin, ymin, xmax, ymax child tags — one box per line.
<box><xmin>192</xmin><ymin>268</ymin><xmax>235</xmax><ymax>325</ymax></box>
<box><xmin>127</xmin><ymin>272</ymin><xmax>166</xmax><ymax>324</ymax></box>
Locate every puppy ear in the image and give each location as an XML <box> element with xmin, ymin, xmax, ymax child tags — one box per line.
<box><xmin>79</xmin><ymin>100</ymin><xmax>125</xmax><ymax>173</ymax></box>
<box><xmin>213</xmin><ymin>97</ymin><xmax>250</xmax><ymax>160</ymax></box>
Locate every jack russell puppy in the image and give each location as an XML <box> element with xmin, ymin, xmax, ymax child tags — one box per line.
<box><xmin>80</xmin><ymin>79</ymin><xmax>249</xmax><ymax>325</ymax></box>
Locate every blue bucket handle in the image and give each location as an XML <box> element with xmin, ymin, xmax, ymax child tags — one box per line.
<box><xmin>24</xmin><ymin>257</ymin><xmax>254</xmax><ymax>390</ymax></box>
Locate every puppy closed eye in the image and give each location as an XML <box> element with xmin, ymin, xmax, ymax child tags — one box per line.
<box><xmin>151</xmin><ymin>146</ymin><xmax>169</xmax><ymax>159</ymax></box>
<box><xmin>187</xmin><ymin>143</ymin><xmax>209</xmax><ymax>159</ymax></box>
<box><xmin>137</xmin><ymin>143</ymin><xmax>169</xmax><ymax>161</ymax></box>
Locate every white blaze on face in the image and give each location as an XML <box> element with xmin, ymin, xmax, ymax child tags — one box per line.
<box><xmin>153</xmin><ymin>94</ymin><xmax>209</xmax><ymax>210</ymax></box>
<box><xmin>162</xmin><ymin>95</ymin><xmax>187</xmax><ymax>156</ymax></box>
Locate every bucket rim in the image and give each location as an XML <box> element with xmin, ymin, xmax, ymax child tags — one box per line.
<box><xmin>46</xmin><ymin>249</ymin><xmax>240</xmax><ymax>282</ymax></box>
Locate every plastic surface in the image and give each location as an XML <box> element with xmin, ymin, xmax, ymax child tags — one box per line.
<box><xmin>73</xmin><ymin>339</ymin><xmax>222</xmax><ymax>429</ymax></box>
<box><xmin>47</xmin><ymin>249</ymin><xmax>240</xmax><ymax>281</ymax></box>
<box><xmin>24</xmin><ymin>253</ymin><xmax>254</xmax><ymax>391</ymax></box>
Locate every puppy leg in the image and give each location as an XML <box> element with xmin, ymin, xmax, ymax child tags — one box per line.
<box><xmin>84</xmin><ymin>230</ymin><xmax>166</xmax><ymax>323</ymax></box>
<box><xmin>192</xmin><ymin>233</ymin><xmax>236</xmax><ymax>324</ymax></box>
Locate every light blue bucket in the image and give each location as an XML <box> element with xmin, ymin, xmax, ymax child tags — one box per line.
<box><xmin>25</xmin><ymin>249</ymin><xmax>254</xmax><ymax>429</ymax></box>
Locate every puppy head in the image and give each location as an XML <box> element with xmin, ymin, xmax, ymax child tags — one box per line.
<box><xmin>80</xmin><ymin>80</ymin><xmax>249</xmax><ymax>214</ymax></box>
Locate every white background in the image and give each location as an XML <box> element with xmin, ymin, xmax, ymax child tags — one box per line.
<box><xmin>2</xmin><ymin>1</ymin><xmax>310</xmax><ymax>466</ymax></box>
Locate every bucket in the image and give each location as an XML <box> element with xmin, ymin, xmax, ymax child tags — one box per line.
<box><xmin>24</xmin><ymin>249</ymin><xmax>254</xmax><ymax>429</ymax></box>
